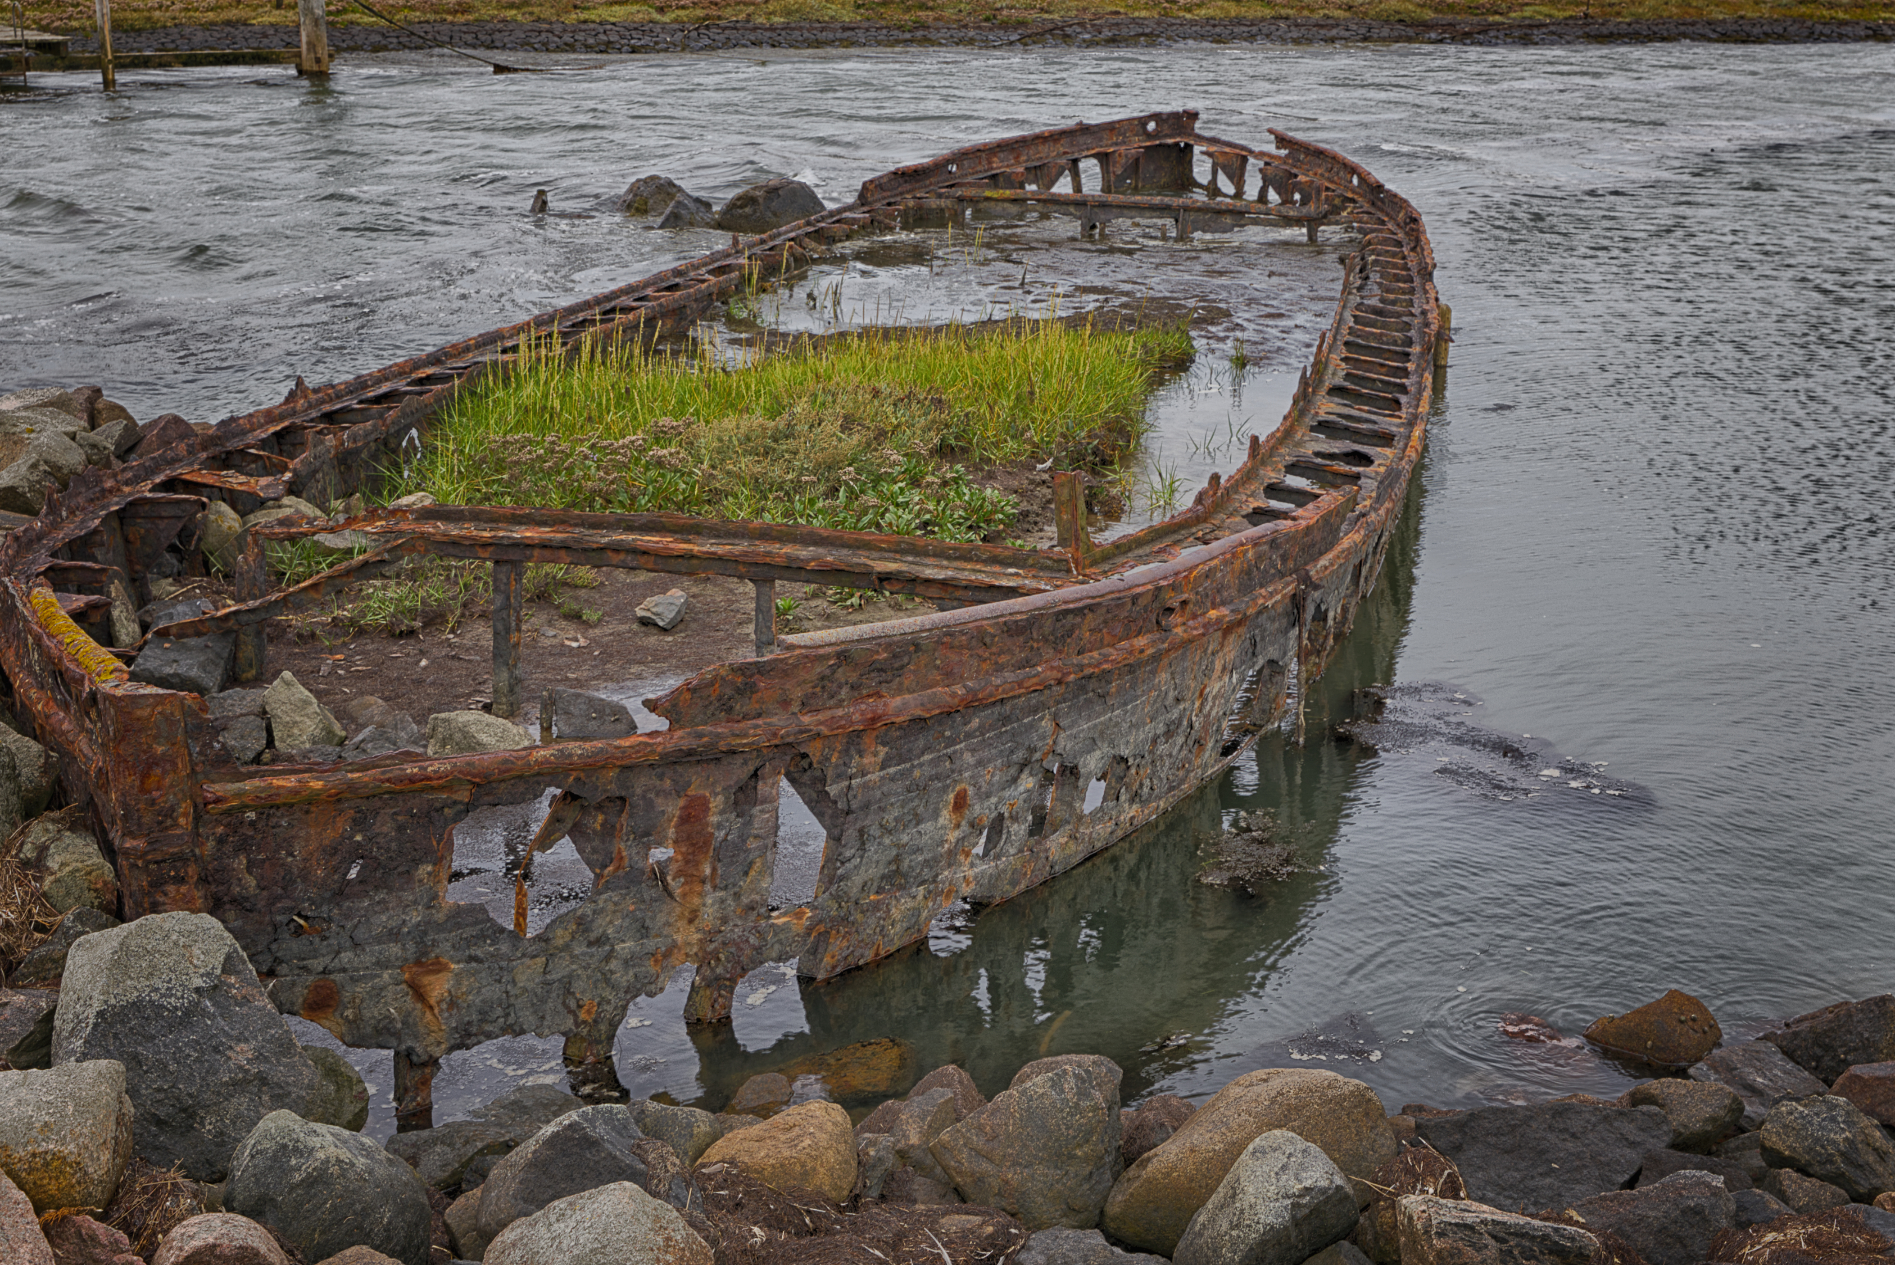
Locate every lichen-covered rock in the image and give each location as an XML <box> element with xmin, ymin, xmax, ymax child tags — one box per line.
<box><xmin>0</xmin><ymin>388</ymin><xmax>86</xmax><ymax>419</ymax></box>
<box><xmin>263</xmin><ymin>672</ymin><xmax>345</xmax><ymax>751</ymax></box>
<box><xmin>1102</xmin><ymin>1069</ymin><xmax>1395</xmax><ymax>1256</ymax></box>
<box><xmin>1565</xmin><ymin>1169</ymin><xmax>1736</xmax><ymax>1265</ymax></box>
<box><xmin>475</xmin><ymin>1105</ymin><xmax>655</xmax><ymax>1242</ymax></box>
<box><xmin>12</xmin><ymin>812</ymin><xmax>118</xmax><ymax>914</ymax></box>
<box><xmin>226</xmin><ymin>1111</ymin><xmax>432</xmax><ymax>1265</ymax></box>
<box><xmin>300</xmin><ymin>1047</ymin><xmax>368</xmax><ymax>1133</ymax></box>
<box><xmin>1171</xmin><ymin>1130</ymin><xmax>1358</xmax><ymax>1265</ymax></box>
<box><xmin>149</xmin><ymin>1212</ymin><xmax>293</xmax><ymax>1265</ymax></box>
<box><xmin>715</xmin><ymin>178</ymin><xmax>825</xmax><ymax>234</ymax></box>
<box><xmin>0</xmin><ymin>1060</ymin><xmax>136</xmax><ymax>1213</ymax></box>
<box><xmin>1396</xmin><ymin>1195</ymin><xmax>1598</xmax><ymax>1265</ymax></box>
<box><xmin>1766</xmin><ymin>997</ymin><xmax>1895</xmax><ymax>1085</ymax></box>
<box><xmin>932</xmin><ymin>1058</ymin><xmax>1122</xmax><ymax>1230</ymax></box>
<box><xmin>1584</xmin><ymin>990</ymin><xmax>1723</xmax><ymax>1069</ymax></box>
<box><xmin>52</xmin><ymin>912</ymin><xmax>319</xmax><ymax>1180</ymax></box>
<box><xmin>1691</xmin><ymin>1041</ymin><xmax>1829</xmax><ymax>1131</ymax></box>
<box><xmin>426</xmin><ymin>710</ymin><xmax>531</xmax><ymax>756</ymax></box>
<box><xmin>910</xmin><ymin>1064</ymin><xmax>987</xmax><ymax>1121</ymax></box>
<box><xmin>1412</xmin><ymin>1101</ymin><xmax>1671</xmax><ymax>1214</ymax></box>
<box><xmin>1759</xmin><ymin>1095</ymin><xmax>1895</xmax><ymax>1202</ymax></box>
<box><xmin>482</xmin><ymin>1181</ymin><xmax>712</xmax><ymax>1265</ymax></box>
<box><xmin>0</xmin><ymin>1169</ymin><xmax>53</xmax><ymax>1265</ymax></box>
<box><xmin>697</xmin><ymin>1100</ymin><xmax>856</xmax><ymax>1203</ymax></box>
<box><xmin>1623</xmin><ymin>1078</ymin><xmax>1745</xmax><ymax>1152</ymax></box>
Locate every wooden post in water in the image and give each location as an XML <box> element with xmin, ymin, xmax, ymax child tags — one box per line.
<box><xmin>93</xmin><ymin>0</ymin><xmax>115</xmax><ymax>90</ymax></box>
<box><xmin>1434</xmin><ymin>302</ymin><xmax>1453</xmax><ymax>371</ymax></box>
<box><xmin>297</xmin><ymin>0</ymin><xmax>329</xmax><ymax>76</ymax></box>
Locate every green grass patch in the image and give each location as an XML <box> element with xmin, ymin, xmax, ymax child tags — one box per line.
<box><xmin>401</xmin><ymin>318</ymin><xmax>1192</xmax><ymax>543</ymax></box>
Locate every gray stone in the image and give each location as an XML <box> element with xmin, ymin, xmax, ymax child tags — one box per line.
<box><xmin>1730</xmin><ymin>1188</ymin><xmax>1792</xmax><ymax>1227</ymax></box>
<box><xmin>219</xmin><ymin>715</ymin><xmax>269</xmax><ymax>765</ymax></box>
<box><xmin>0</xmin><ymin>726</ymin><xmax>55</xmax><ymax>817</ymax></box>
<box><xmin>0</xmin><ymin>427</ymin><xmax>88</xmax><ymax>514</ymax></box>
<box><xmin>475</xmin><ymin>1104</ymin><xmax>653</xmax><ymax>1242</ymax></box>
<box><xmin>893</xmin><ymin>1086</ymin><xmax>960</xmax><ymax>1185</ymax></box>
<box><xmin>0</xmin><ymin>389</ymin><xmax>85</xmax><ymax>419</ymax></box>
<box><xmin>141</xmin><ymin>595</ymin><xmax>214</xmax><ymax>631</ymax></box>
<box><xmin>1172</xmin><ymin>1130</ymin><xmax>1357</xmax><ymax>1265</ymax></box>
<box><xmin>0</xmin><ymin>989</ymin><xmax>55</xmax><ymax>1057</ymax></box>
<box><xmin>149</xmin><ymin>1211</ymin><xmax>293</xmax><ymax>1265</ymax></box>
<box><xmin>227</xmin><ymin>1109</ymin><xmax>432</xmax><ymax>1265</ymax></box>
<box><xmin>241</xmin><ymin>496</ymin><xmax>327</xmax><ymax>530</ymax></box>
<box><xmin>0</xmin><ymin>1168</ymin><xmax>52</xmax><ymax>1265</ymax></box>
<box><xmin>1123</xmin><ymin>1094</ymin><xmax>1197</xmax><ymax>1166</ymax></box>
<box><xmin>52</xmin><ymin>911</ymin><xmax>320</xmax><ymax>1180</ymax></box>
<box><xmin>444</xmin><ymin>1188</ymin><xmax>484</xmax><ymax>1259</ymax></box>
<box><xmin>301</xmin><ymin>1046</ymin><xmax>369</xmax><ymax>1132</ymax></box>
<box><xmin>342</xmin><ymin>714</ymin><xmax>424</xmax><ymax>760</ymax></box>
<box><xmin>1395</xmin><ymin>1195</ymin><xmax>1598</xmax><ymax>1265</ymax></box>
<box><xmin>0</xmin><ymin>745</ymin><xmax>17</xmax><ymax>837</ymax></box>
<box><xmin>386</xmin><ymin>1120</ymin><xmax>514</xmax><ymax>1191</ymax></box>
<box><xmin>469</xmin><ymin>1084</ymin><xmax>586</xmax><ymax>1138</ymax></box>
<box><xmin>618</xmin><ymin>175</ymin><xmax>688</xmax><ymax>216</ymax></box>
<box><xmin>858</xmin><ymin>1133</ymin><xmax>897</xmax><ymax>1199</ymax></box>
<box><xmin>481</xmin><ymin>1180</ymin><xmax>712</xmax><ymax>1265</ymax></box>
<box><xmin>72</xmin><ymin>426</ymin><xmax>118</xmax><ymax>466</ymax></box>
<box><xmin>909</xmin><ymin>1063</ymin><xmax>987</xmax><ymax>1121</ymax></box>
<box><xmin>930</xmin><ymin>1056</ymin><xmax>1123</xmax><ymax>1230</ymax></box>
<box><xmin>1760</xmin><ymin>1166</ymin><xmax>1850</xmax><ymax>1212</ymax></box>
<box><xmin>8</xmin><ymin>907</ymin><xmax>120</xmax><ymax>988</ymax></box>
<box><xmin>1691</xmin><ymin>1040</ymin><xmax>1830</xmax><ymax>1130</ymax></box>
<box><xmin>1765</xmin><ymin>997</ymin><xmax>1895</xmax><ymax>1086</ymax></box>
<box><xmin>715</xmin><ymin>178</ymin><xmax>825</xmax><ymax>235</ymax></box>
<box><xmin>427</xmin><ymin>711</ymin><xmax>532</xmax><ymax>757</ymax></box>
<box><xmin>106</xmin><ymin>576</ymin><xmax>140</xmax><ymax>648</ymax></box>
<box><xmin>1017</xmin><ymin>1226</ymin><xmax>1170</xmax><ymax>1264</ymax></box>
<box><xmin>1305</xmin><ymin>1243</ymin><xmax>1375</xmax><ymax>1265</ymax></box>
<box><xmin>198</xmin><ymin>502</ymin><xmax>245</xmax><ymax>574</ymax></box>
<box><xmin>12</xmin><ymin>812</ymin><xmax>118</xmax><ymax>914</ymax></box>
<box><xmin>1634</xmin><ymin>1147</ymin><xmax>1753</xmax><ymax>1191</ymax></box>
<box><xmin>0</xmin><ymin>1060</ymin><xmax>136</xmax><ymax>1213</ymax></box>
<box><xmin>1565</xmin><ymin>1169</ymin><xmax>1735</xmax><ymax>1265</ymax></box>
<box><xmin>550</xmin><ymin>688</ymin><xmax>637</xmax><ymax>741</ymax></box>
<box><xmin>91</xmin><ymin>416</ymin><xmax>139</xmax><ymax>460</ymax></box>
<box><xmin>634</xmin><ymin>589</ymin><xmax>687</xmax><ymax>631</ymax></box>
<box><xmin>131</xmin><ymin>613</ymin><xmax>235</xmax><ymax>695</ymax></box>
<box><xmin>1624</xmin><ymin>1079</ymin><xmax>1745</xmax><ymax>1152</ymax></box>
<box><xmin>264</xmin><ymin>671</ymin><xmax>345</xmax><ymax>750</ymax></box>
<box><xmin>1759</xmin><ymin>1095</ymin><xmax>1895</xmax><ymax>1202</ymax></box>
<box><xmin>626</xmin><ymin>1099</ymin><xmax>720</xmax><ymax>1166</ymax></box>
<box><xmin>656</xmin><ymin>193</ymin><xmax>715</xmax><ymax>229</ymax></box>
<box><xmin>1718</xmin><ymin>1131</ymin><xmax>1770</xmax><ymax>1183</ymax></box>
<box><xmin>4</xmin><ymin>1001</ymin><xmax>53</xmax><ymax>1070</ymax></box>
<box><xmin>1413</xmin><ymin>1101</ymin><xmax>1672</xmax><ymax>1213</ymax></box>
<box><xmin>1856</xmin><ymin>1203</ymin><xmax>1895</xmax><ymax>1244</ymax></box>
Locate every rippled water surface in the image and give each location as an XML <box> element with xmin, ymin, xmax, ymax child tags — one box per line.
<box><xmin>6</xmin><ymin>42</ymin><xmax>1894</xmax><ymax>1134</ymax></box>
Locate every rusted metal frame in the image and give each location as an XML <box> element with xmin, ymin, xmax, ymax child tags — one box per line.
<box><xmin>949</xmin><ymin>186</ymin><xmax>1324</xmax><ymax>223</ymax></box>
<box><xmin>169</xmin><ymin>467</ymin><xmax>290</xmax><ymax>500</ymax></box>
<box><xmin>855</xmin><ymin>111</ymin><xmax>1203</xmax><ymax>206</ymax></box>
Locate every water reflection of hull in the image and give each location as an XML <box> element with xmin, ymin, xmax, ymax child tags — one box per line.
<box><xmin>0</xmin><ymin>112</ymin><xmax>1439</xmax><ymax>1117</ymax></box>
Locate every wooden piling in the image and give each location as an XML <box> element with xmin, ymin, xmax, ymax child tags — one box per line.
<box><xmin>1434</xmin><ymin>302</ymin><xmax>1453</xmax><ymax>370</ymax></box>
<box><xmin>753</xmin><ymin>579</ymin><xmax>775</xmax><ymax>656</ymax></box>
<box><xmin>296</xmin><ymin>0</ymin><xmax>329</xmax><ymax>76</ymax></box>
<box><xmin>93</xmin><ymin>0</ymin><xmax>115</xmax><ymax>89</ymax></box>
<box><xmin>491</xmin><ymin>560</ymin><xmax>523</xmax><ymax>718</ymax></box>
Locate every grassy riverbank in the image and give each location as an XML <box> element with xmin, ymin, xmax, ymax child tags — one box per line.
<box><xmin>400</xmin><ymin>319</ymin><xmax>1190</xmax><ymax>543</ymax></box>
<box><xmin>26</xmin><ymin>0</ymin><xmax>1893</xmax><ymax>37</ymax></box>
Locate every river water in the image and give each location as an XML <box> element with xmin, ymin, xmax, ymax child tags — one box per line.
<box><xmin>5</xmin><ymin>42</ymin><xmax>1893</xmax><ymax>1134</ymax></box>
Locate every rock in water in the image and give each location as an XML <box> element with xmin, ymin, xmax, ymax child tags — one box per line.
<box><xmin>149</xmin><ymin>1212</ymin><xmax>293</xmax><ymax>1265</ymax></box>
<box><xmin>1396</xmin><ymin>1195</ymin><xmax>1598</xmax><ymax>1265</ymax></box>
<box><xmin>725</xmin><ymin>1071</ymin><xmax>793</xmax><ymax>1118</ymax></box>
<box><xmin>263</xmin><ymin>671</ymin><xmax>345</xmax><ymax>751</ymax></box>
<box><xmin>656</xmin><ymin>193</ymin><xmax>715</xmax><ymax>229</ymax></box>
<box><xmin>52</xmin><ymin>912</ymin><xmax>319</xmax><ymax>1180</ymax></box>
<box><xmin>634</xmin><ymin>589</ymin><xmax>688</xmax><ymax>631</ymax></box>
<box><xmin>1583</xmin><ymin>990</ymin><xmax>1723</xmax><ymax>1068</ymax></box>
<box><xmin>1765</xmin><ymin>996</ymin><xmax>1895</xmax><ymax>1085</ymax></box>
<box><xmin>1622</xmin><ymin>1078</ymin><xmax>1745</xmax><ymax>1152</ymax></box>
<box><xmin>1759</xmin><ymin>1095</ymin><xmax>1895</xmax><ymax>1202</ymax></box>
<box><xmin>426</xmin><ymin>710</ymin><xmax>532</xmax><ymax>756</ymax></box>
<box><xmin>226</xmin><ymin>1111</ymin><xmax>432</xmax><ymax>1265</ymax></box>
<box><xmin>482</xmin><ymin>1181</ymin><xmax>712</xmax><ymax>1265</ymax></box>
<box><xmin>1690</xmin><ymin>1041</ymin><xmax>1829</xmax><ymax>1131</ymax></box>
<box><xmin>714</xmin><ymin>178</ymin><xmax>825</xmax><ymax>234</ymax></box>
<box><xmin>618</xmin><ymin>175</ymin><xmax>688</xmax><ymax>216</ymax></box>
<box><xmin>1565</xmin><ymin>1169</ymin><xmax>1736</xmax><ymax>1265</ymax></box>
<box><xmin>550</xmin><ymin>688</ymin><xmax>638</xmax><ymax>740</ymax></box>
<box><xmin>474</xmin><ymin>1105</ymin><xmax>655</xmax><ymax>1243</ymax></box>
<box><xmin>1412</xmin><ymin>1100</ymin><xmax>1671</xmax><ymax>1213</ymax></box>
<box><xmin>1102</xmin><ymin>1069</ymin><xmax>1395</xmax><ymax>1257</ymax></box>
<box><xmin>0</xmin><ymin>1060</ymin><xmax>135</xmax><ymax>1212</ymax></box>
<box><xmin>932</xmin><ymin>1058</ymin><xmax>1123</xmax><ymax>1230</ymax></box>
<box><xmin>1833</xmin><ymin>1062</ymin><xmax>1895</xmax><ymax>1125</ymax></box>
<box><xmin>0</xmin><ymin>1169</ymin><xmax>53</xmax><ymax>1265</ymax></box>
<box><xmin>1172</xmin><ymin>1130</ymin><xmax>1358</xmax><ymax>1265</ymax></box>
<box><xmin>301</xmin><ymin>1047</ymin><xmax>369</xmax><ymax>1132</ymax></box>
<box><xmin>697</xmin><ymin>1100</ymin><xmax>857</xmax><ymax>1203</ymax></box>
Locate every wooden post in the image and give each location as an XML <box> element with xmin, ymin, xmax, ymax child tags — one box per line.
<box><xmin>93</xmin><ymin>0</ymin><xmax>115</xmax><ymax>90</ymax></box>
<box><xmin>1434</xmin><ymin>302</ymin><xmax>1453</xmax><ymax>371</ymax></box>
<box><xmin>752</xmin><ymin>579</ymin><xmax>775</xmax><ymax>656</ymax></box>
<box><xmin>1053</xmin><ymin>470</ymin><xmax>1090</xmax><ymax>574</ymax></box>
<box><xmin>492</xmin><ymin>560</ymin><xmax>523</xmax><ymax>718</ymax></box>
<box><xmin>232</xmin><ymin>532</ymin><xmax>268</xmax><ymax>682</ymax></box>
<box><xmin>297</xmin><ymin>0</ymin><xmax>329</xmax><ymax>76</ymax></box>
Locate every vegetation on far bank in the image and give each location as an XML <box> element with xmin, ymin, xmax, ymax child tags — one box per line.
<box><xmin>25</xmin><ymin>0</ymin><xmax>1892</xmax><ymax>38</ymax></box>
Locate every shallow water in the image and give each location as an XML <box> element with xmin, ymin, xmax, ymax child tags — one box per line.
<box><xmin>7</xmin><ymin>42</ymin><xmax>1895</xmax><ymax>1135</ymax></box>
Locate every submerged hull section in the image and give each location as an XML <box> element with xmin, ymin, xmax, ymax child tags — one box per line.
<box><xmin>0</xmin><ymin>112</ymin><xmax>1439</xmax><ymax>1111</ymax></box>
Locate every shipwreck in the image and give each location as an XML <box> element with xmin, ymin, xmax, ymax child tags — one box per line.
<box><xmin>0</xmin><ymin>112</ymin><xmax>1441</xmax><ymax>1121</ymax></box>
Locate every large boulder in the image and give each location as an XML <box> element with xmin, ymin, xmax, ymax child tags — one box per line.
<box><xmin>629</xmin><ymin>1100</ymin><xmax>721</xmax><ymax>1166</ymax></box>
<box><xmin>1766</xmin><ymin>997</ymin><xmax>1895</xmax><ymax>1085</ymax></box>
<box><xmin>1623</xmin><ymin>1079</ymin><xmax>1744</xmax><ymax>1152</ymax></box>
<box><xmin>11</xmin><ymin>813</ymin><xmax>118</xmax><ymax>915</ymax></box>
<box><xmin>892</xmin><ymin>1087</ymin><xmax>960</xmax><ymax>1185</ymax></box>
<box><xmin>0</xmin><ymin>426</ymin><xmax>87</xmax><ymax>515</ymax></box>
<box><xmin>150</xmin><ymin>1213</ymin><xmax>294</xmax><ymax>1265</ymax></box>
<box><xmin>1833</xmin><ymin>1062</ymin><xmax>1895</xmax><ymax>1126</ymax></box>
<box><xmin>427</xmin><ymin>710</ymin><xmax>531</xmax><ymax>756</ymax></box>
<box><xmin>1691</xmin><ymin>1040</ymin><xmax>1829</xmax><ymax>1131</ymax></box>
<box><xmin>909</xmin><ymin>1063</ymin><xmax>987</xmax><ymax>1120</ymax></box>
<box><xmin>714</xmin><ymin>178</ymin><xmax>825</xmax><ymax>235</ymax></box>
<box><xmin>1172</xmin><ymin>1130</ymin><xmax>1357</xmax><ymax>1265</ymax></box>
<box><xmin>1565</xmin><ymin>1169</ymin><xmax>1736</xmax><ymax>1265</ymax></box>
<box><xmin>0</xmin><ymin>1060</ymin><xmax>134</xmax><ymax>1212</ymax></box>
<box><xmin>1101</xmin><ymin>1069</ymin><xmax>1395</xmax><ymax>1256</ymax></box>
<box><xmin>1634</xmin><ymin>1146</ymin><xmax>1754</xmax><ymax>1191</ymax></box>
<box><xmin>697</xmin><ymin>1099</ymin><xmax>856</xmax><ymax>1202</ymax></box>
<box><xmin>1583</xmin><ymin>990</ymin><xmax>1723</xmax><ymax>1069</ymax></box>
<box><xmin>225</xmin><ymin>1110</ymin><xmax>432</xmax><ymax>1265</ymax></box>
<box><xmin>386</xmin><ymin>1119</ymin><xmax>513</xmax><ymax>1191</ymax></box>
<box><xmin>0</xmin><ymin>726</ymin><xmax>56</xmax><ymax>817</ymax></box>
<box><xmin>41</xmin><ymin>1213</ymin><xmax>142</xmax><ymax>1263</ymax></box>
<box><xmin>1760</xmin><ymin>1167</ymin><xmax>1849</xmax><ymax>1212</ymax></box>
<box><xmin>263</xmin><ymin>672</ymin><xmax>345</xmax><ymax>751</ymax></box>
<box><xmin>475</xmin><ymin>1105</ymin><xmax>655</xmax><ymax>1243</ymax></box>
<box><xmin>0</xmin><ymin>389</ymin><xmax>86</xmax><ymax>419</ymax></box>
<box><xmin>482</xmin><ymin>1181</ymin><xmax>712</xmax><ymax>1265</ymax></box>
<box><xmin>618</xmin><ymin>175</ymin><xmax>689</xmax><ymax>216</ymax></box>
<box><xmin>52</xmin><ymin>912</ymin><xmax>320</xmax><ymax>1180</ymax></box>
<box><xmin>301</xmin><ymin>1047</ymin><xmax>369</xmax><ymax>1132</ymax></box>
<box><xmin>1758</xmin><ymin>1096</ymin><xmax>1895</xmax><ymax>1202</ymax></box>
<box><xmin>1396</xmin><ymin>1194</ymin><xmax>1598</xmax><ymax>1265</ymax></box>
<box><xmin>1412</xmin><ymin>1100</ymin><xmax>1671</xmax><ymax>1213</ymax></box>
<box><xmin>469</xmin><ymin>1083</ymin><xmax>586</xmax><ymax>1137</ymax></box>
<box><xmin>931</xmin><ymin>1057</ymin><xmax>1122</xmax><ymax>1230</ymax></box>
<box><xmin>0</xmin><ymin>1169</ymin><xmax>52</xmax><ymax>1265</ymax></box>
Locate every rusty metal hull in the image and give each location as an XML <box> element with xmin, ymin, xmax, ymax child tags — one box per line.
<box><xmin>0</xmin><ymin>112</ymin><xmax>1439</xmax><ymax>1095</ymax></box>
